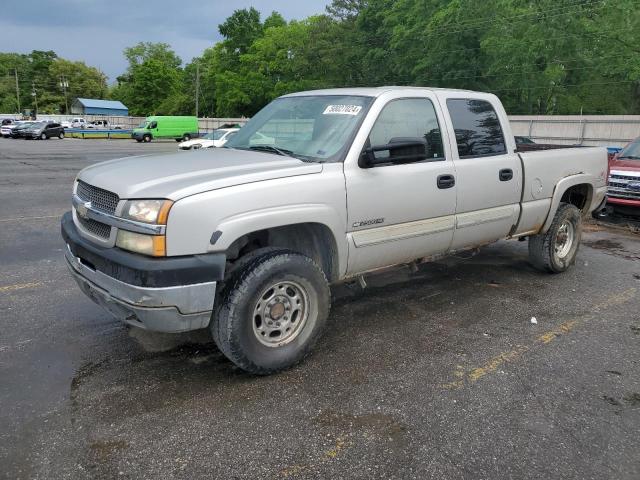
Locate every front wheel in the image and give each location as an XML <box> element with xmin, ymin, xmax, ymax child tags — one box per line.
<box><xmin>528</xmin><ymin>203</ymin><xmax>582</xmax><ymax>273</ymax></box>
<box><xmin>211</xmin><ymin>250</ymin><xmax>331</xmax><ymax>374</ymax></box>
<box><xmin>40</xmin><ymin>133</ymin><xmax>47</xmax><ymax>140</ymax></box>
<box><xmin>143</xmin><ymin>134</ymin><xmax>151</xmax><ymax>143</ymax></box>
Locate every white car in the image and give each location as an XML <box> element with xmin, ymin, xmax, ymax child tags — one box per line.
<box><xmin>178</xmin><ymin>128</ymin><xmax>239</xmax><ymax>150</ymax></box>
<box><xmin>66</xmin><ymin>118</ymin><xmax>87</xmax><ymax>129</ymax></box>
<box><xmin>1</xmin><ymin>121</ymin><xmax>27</xmax><ymax>138</ymax></box>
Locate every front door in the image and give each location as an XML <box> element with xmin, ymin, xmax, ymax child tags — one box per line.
<box><xmin>344</xmin><ymin>94</ymin><xmax>457</xmax><ymax>275</ymax></box>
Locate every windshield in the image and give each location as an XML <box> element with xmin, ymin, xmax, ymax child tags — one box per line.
<box><xmin>224</xmin><ymin>95</ymin><xmax>373</xmax><ymax>162</ymax></box>
<box><xmin>27</xmin><ymin>122</ymin><xmax>46</xmax><ymax>129</ymax></box>
<box><xmin>137</xmin><ymin>121</ymin><xmax>148</xmax><ymax>129</ymax></box>
<box><xmin>619</xmin><ymin>139</ymin><xmax>640</xmax><ymax>160</ymax></box>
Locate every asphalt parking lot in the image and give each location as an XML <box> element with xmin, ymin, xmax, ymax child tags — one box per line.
<box><xmin>1</xmin><ymin>138</ymin><xmax>639</xmax><ymax>479</ymax></box>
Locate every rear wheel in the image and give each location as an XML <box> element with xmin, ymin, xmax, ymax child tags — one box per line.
<box><xmin>528</xmin><ymin>203</ymin><xmax>582</xmax><ymax>273</ymax></box>
<box><xmin>143</xmin><ymin>134</ymin><xmax>151</xmax><ymax>143</ymax></box>
<box><xmin>58</xmin><ymin>132</ymin><xmax>65</xmax><ymax>139</ymax></box>
<box><xmin>182</xmin><ymin>134</ymin><xmax>191</xmax><ymax>141</ymax></box>
<box><xmin>211</xmin><ymin>250</ymin><xmax>330</xmax><ymax>374</ymax></box>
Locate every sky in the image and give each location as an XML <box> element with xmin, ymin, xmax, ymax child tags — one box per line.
<box><xmin>1</xmin><ymin>0</ymin><xmax>331</xmax><ymax>82</ymax></box>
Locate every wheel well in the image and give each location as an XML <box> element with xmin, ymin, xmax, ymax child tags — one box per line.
<box><xmin>225</xmin><ymin>223</ymin><xmax>339</xmax><ymax>282</ymax></box>
<box><xmin>560</xmin><ymin>183</ymin><xmax>591</xmax><ymax>211</ymax></box>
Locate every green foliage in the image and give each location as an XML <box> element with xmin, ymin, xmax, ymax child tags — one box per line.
<box><xmin>2</xmin><ymin>1</ymin><xmax>637</xmax><ymax>117</ymax></box>
<box><xmin>0</xmin><ymin>50</ymin><xmax>107</xmax><ymax>114</ymax></box>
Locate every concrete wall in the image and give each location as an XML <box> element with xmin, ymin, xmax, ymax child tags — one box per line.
<box><xmin>3</xmin><ymin>112</ymin><xmax>639</xmax><ymax>146</ymax></box>
<box><xmin>509</xmin><ymin>115</ymin><xmax>640</xmax><ymax>147</ymax></box>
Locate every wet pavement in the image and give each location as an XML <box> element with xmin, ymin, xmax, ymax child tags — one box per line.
<box><xmin>1</xmin><ymin>139</ymin><xmax>639</xmax><ymax>479</ymax></box>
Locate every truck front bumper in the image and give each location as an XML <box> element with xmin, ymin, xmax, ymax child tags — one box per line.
<box><xmin>61</xmin><ymin>212</ymin><xmax>225</xmax><ymax>333</ymax></box>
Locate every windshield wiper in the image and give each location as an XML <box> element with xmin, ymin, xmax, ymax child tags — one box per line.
<box><xmin>246</xmin><ymin>145</ymin><xmax>297</xmax><ymax>158</ymax></box>
<box><xmin>619</xmin><ymin>155</ymin><xmax>640</xmax><ymax>160</ymax></box>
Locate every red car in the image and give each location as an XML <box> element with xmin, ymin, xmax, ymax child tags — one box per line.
<box><xmin>607</xmin><ymin>137</ymin><xmax>640</xmax><ymax>215</ymax></box>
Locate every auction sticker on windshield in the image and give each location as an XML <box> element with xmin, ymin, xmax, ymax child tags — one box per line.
<box><xmin>323</xmin><ymin>105</ymin><xmax>363</xmax><ymax>115</ymax></box>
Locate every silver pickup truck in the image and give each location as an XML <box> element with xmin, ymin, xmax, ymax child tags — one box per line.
<box><xmin>62</xmin><ymin>87</ymin><xmax>607</xmax><ymax>374</ymax></box>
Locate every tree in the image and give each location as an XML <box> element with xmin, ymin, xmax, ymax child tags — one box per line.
<box><xmin>110</xmin><ymin>42</ymin><xmax>184</xmax><ymax>116</ymax></box>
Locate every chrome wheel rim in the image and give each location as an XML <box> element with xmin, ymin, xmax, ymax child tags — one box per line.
<box><xmin>554</xmin><ymin>220</ymin><xmax>575</xmax><ymax>259</ymax></box>
<box><xmin>252</xmin><ymin>280</ymin><xmax>309</xmax><ymax>347</ymax></box>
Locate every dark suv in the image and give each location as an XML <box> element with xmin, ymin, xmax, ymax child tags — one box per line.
<box><xmin>24</xmin><ymin>121</ymin><xmax>65</xmax><ymax>140</ymax></box>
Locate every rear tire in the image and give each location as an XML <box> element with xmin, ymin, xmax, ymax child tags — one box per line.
<box><xmin>182</xmin><ymin>134</ymin><xmax>191</xmax><ymax>141</ymax></box>
<box><xmin>528</xmin><ymin>203</ymin><xmax>582</xmax><ymax>273</ymax></box>
<box><xmin>143</xmin><ymin>134</ymin><xmax>151</xmax><ymax>143</ymax></box>
<box><xmin>211</xmin><ymin>250</ymin><xmax>330</xmax><ymax>375</ymax></box>
<box><xmin>58</xmin><ymin>132</ymin><xmax>65</xmax><ymax>139</ymax></box>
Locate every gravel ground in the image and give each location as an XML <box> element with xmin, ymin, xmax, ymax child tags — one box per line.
<box><xmin>1</xmin><ymin>138</ymin><xmax>639</xmax><ymax>479</ymax></box>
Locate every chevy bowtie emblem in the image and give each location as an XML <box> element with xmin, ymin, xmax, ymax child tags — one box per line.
<box><xmin>77</xmin><ymin>201</ymin><xmax>91</xmax><ymax>219</ymax></box>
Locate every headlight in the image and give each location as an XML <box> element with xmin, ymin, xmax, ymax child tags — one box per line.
<box><xmin>121</xmin><ymin>199</ymin><xmax>173</xmax><ymax>224</ymax></box>
<box><xmin>116</xmin><ymin>230</ymin><xmax>166</xmax><ymax>257</ymax></box>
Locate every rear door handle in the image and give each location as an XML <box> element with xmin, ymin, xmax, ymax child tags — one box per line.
<box><xmin>499</xmin><ymin>168</ymin><xmax>513</xmax><ymax>181</ymax></box>
<box><xmin>437</xmin><ymin>174</ymin><xmax>455</xmax><ymax>189</ymax></box>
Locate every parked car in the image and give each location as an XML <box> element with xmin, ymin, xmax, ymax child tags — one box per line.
<box><xmin>69</xmin><ymin>118</ymin><xmax>87</xmax><ymax>129</ymax></box>
<box><xmin>132</xmin><ymin>116</ymin><xmax>199</xmax><ymax>143</ymax></box>
<box><xmin>86</xmin><ymin>119</ymin><xmax>124</xmax><ymax>130</ymax></box>
<box><xmin>62</xmin><ymin>87</ymin><xmax>607</xmax><ymax>374</ymax></box>
<box><xmin>1</xmin><ymin>120</ymin><xmax>26</xmax><ymax>137</ymax></box>
<box><xmin>178</xmin><ymin>128</ymin><xmax>239</xmax><ymax>150</ymax></box>
<box><xmin>9</xmin><ymin>122</ymin><xmax>37</xmax><ymax>138</ymax></box>
<box><xmin>1</xmin><ymin>118</ymin><xmax>17</xmax><ymax>126</ymax></box>
<box><xmin>23</xmin><ymin>121</ymin><xmax>65</xmax><ymax>140</ymax></box>
<box><xmin>606</xmin><ymin>136</ymin><xmax>640</xmax><ymax>215</ymax></box>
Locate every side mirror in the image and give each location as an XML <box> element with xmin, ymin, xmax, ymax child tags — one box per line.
<box><xmin>361</xmin><ymin>138</ymin><xmax>429</xmax><ymax>168</ymax></box>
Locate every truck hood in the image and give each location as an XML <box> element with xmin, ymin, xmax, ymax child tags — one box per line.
<box><xmin>610</xmin><ymin>156</ymin><xmax>640</xmax><ymax>173</ymax></box>
<box><xmin>77</xmin><ymin>148</ymin><xmax>323</xmax><ymax>200</ymax></box>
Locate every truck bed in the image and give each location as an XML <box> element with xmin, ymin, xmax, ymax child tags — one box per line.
<box><xmin>513</xmin><ymin>147</ymin><xmax>608</xmax><ymax>236</ymax></box>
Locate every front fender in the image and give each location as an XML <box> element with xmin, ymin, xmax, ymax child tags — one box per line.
<box><xmin>214</xmin><ymin>204</ymin><xmax>348</xmax><ymax>276</ymax></box>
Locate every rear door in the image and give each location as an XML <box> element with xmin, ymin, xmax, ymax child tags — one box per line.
<box><xmin>344</xmin><ymin>91</ymin><xmax>457</xmax><ymax>275</ymax></box>
<box><xmin>438</xmin><ymin>94</ymin><xmax>521</xmax><ymax>250</ymax></box>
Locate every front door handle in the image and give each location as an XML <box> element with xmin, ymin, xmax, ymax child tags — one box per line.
<box><xmin>437</xmin><ymin>174</ymin><xmax>455</xmax><ymax>189</ymax></box>
<box><xmin>499</xmin><ymin>168</ymin><xmax>513</xmax><ymax>181</ymax></box>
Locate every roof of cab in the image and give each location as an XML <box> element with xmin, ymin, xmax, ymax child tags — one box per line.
<box><xmin>281</xmin><ymin>86</ymin><xmax>478</xmax><ymax>98</ymax></box>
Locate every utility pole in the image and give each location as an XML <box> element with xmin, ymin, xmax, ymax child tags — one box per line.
<box><xmin>14</xmin><ymin>69</ymin><xmax>20</xmax><ymax>114</ymax></box>
<box><xmin>59</xmin><ymin>75</ymin><xmax>69</xmax><ymax>114</ymax></box>
<box><xmin>31</xmin><ymin>82</ymin><xmax>38</xmax><ymax>118</ymax></box>
<box><xmin>195</xmin><ymin>61</ymin><xmax>200</xmax><ymax>118</ymax></box>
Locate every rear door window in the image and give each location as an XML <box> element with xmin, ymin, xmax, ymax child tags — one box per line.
<box><xmin>447</xmin><ymin>99</ymin><xmax>507</xmax><ymax>158</ymax></box>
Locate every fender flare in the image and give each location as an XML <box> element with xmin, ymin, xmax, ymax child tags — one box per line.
<box><xmin>541</xmin><ymin>174</ymin><xmax>595</xmax><ymax>232</ymax></box>
<box><xmin>214</xmin><ymin>204</ymin><xmax>348</xmax><ymax>278</ymax></box>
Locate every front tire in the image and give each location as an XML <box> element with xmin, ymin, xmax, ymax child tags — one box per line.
<box><xmin>528</xmin><ymin>203</ymin><xmax>582</xmax><ymax>273</ymax></box>
<box><xmin>143</xmin><ymin>134</ymin><xmax>151</xmax><ymax>143</ymax></box>
<box><xmin>40</xmin><ymin>133</ymin><xmax>47</xmax><ymax>140</ymax></box>
<box><xmin>211</xmin><ymin>250</ymin><xmax>330</xmax><ymax>375</ymax></box>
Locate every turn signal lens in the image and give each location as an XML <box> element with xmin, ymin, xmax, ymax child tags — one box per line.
<box><xmin>116</xmin><ymin>230</ymin><xmax>166</xmax><ymax>257</ymax></box>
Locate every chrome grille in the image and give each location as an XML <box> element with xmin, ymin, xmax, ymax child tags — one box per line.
<box><xmin>76</xmin><ymin>180</ymin><xmax>119</xmax><ymax>214</ymax></box>
<box><xmin>608</xmin><ymin>173</ymin><xmax>640</xmax><ymax>200</ymax></box>
<box><xmin>77</xmin><ymin>215</ymin><xmax>112</xmax><ymax>239</ymax></box>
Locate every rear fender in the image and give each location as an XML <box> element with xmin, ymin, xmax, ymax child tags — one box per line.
<box><xmin>542</xmin><ymin>174</ymin><xmax>596</xmax><ymax>232</ymax></box>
